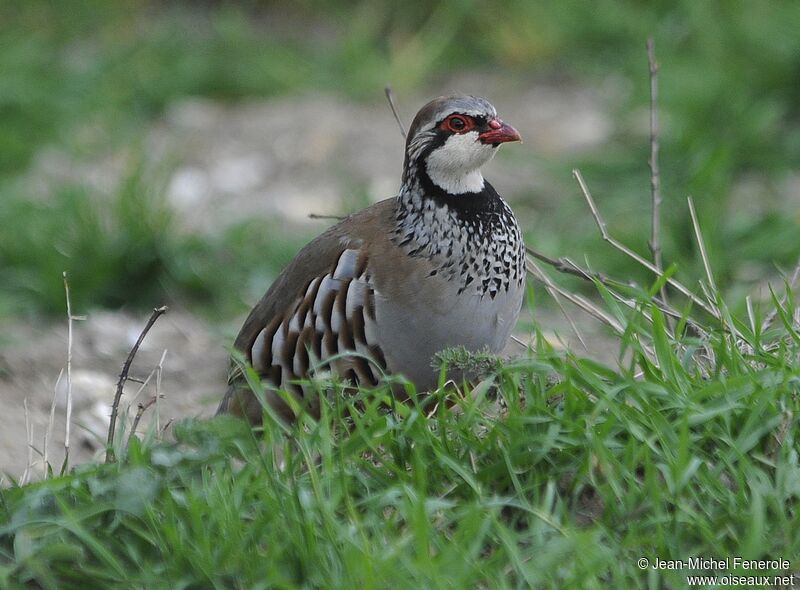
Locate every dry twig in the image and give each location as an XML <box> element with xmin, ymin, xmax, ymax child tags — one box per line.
<box><xmin>763</xmin><ymin>257</ymin><xmax>800</xmax><ymax>331</ymax></box>
<box><xmin>106</xmin><ymin>306</ymin><xmax>168</xmax><ymax>463</ymax></box>
<box><xmin>308</xmin><ymin>213</ymin><xmax>346</xmax><ymax>221</ymax></box>
<box><xmin>526</xmin><ymin>246</ymin><xmax>612</xmax><ymax>283</ymax></box>
<box><xmin>161</xmin><ymin>418</ymin><xmax>174</xmax><ymax>437</ymax></box>
<box><xmin>155</xmin><ymin>349</ymin><xmax>166</xmax><ymax>434</ymax></box>
<box><xmin>127</xmin><ymin>350</ymin><xmax>167</xmax><ymax>406</ymax></box>
<box><xmin>60</xmin><ymin>271</ymin><xmax>83</xmax><ymax>475</ymax></box>
<box><xmin>43</xmin><ymin>368</ymin><xmax>63</xmax><ymax>476</ymax></box>
<box><xmin>573</xmin><ymin>169</ymin><xmax>723</xmax><ymax>322</ymax></box>
<box><xmin>526</xmin><ymin>244</ymin><xmax>708</xmax><ymax>338</ymax></box>
<box><xmin>687</xmin><ymin>196</ymin><xmax>717</xmax><ymax>292</ymax></box>
<box><xmin>647</xmin><ymin>38</ymin><xmax>667</xmax><ymax>305</ymax></box>
<box><xmin>124</xmin><ymin>349</ymin><xmax>168</xmax><ymax>440</ymax></box>
<box><xmin>526</xmin><ymin>258</ymin><xmax>625</xmax><ymax>336</ymax></box>
<box><xmin>126</xmin><ymin>395</ymin><xmax>162</xmax><ymax>451</ymax></box>
<box><xmin>384</xmin><ymin>86</ymin><xmax>407</xmax><ymax>138</ymax></box>
<box><xmin>21</xmin><ymin>398</ymin><xmax>33</xmax><ymax>486</ymax></box>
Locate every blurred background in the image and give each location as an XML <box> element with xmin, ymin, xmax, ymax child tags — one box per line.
<box><xmin>1</xmin><ymin>0</ymin><xmax>799</xmax><ymax>476</ymax></box>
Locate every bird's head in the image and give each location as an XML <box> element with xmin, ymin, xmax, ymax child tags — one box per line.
<box><xmin>403</xmin><ymin>95</ymin><xmax>521</xmax><ymax>196</ymax></box>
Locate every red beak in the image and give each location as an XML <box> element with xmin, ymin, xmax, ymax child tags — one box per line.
<box><xmin>478</xmin><ymin>119</ymin><xmax>522</xmax><ymax>146</ymax></box>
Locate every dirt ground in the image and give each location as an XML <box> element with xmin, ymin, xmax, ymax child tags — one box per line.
<box><xmin>0</xmin><ymin>80</ymin><xmax>619</xmax><ymax>481</ymax></box>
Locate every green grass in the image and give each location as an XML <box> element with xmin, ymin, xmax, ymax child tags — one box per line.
<box><xmin>1</xmin><ymin>282</ymin><xmax>799</xmax><ymax>588</ymax></box>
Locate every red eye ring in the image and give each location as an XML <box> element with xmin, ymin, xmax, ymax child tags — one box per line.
<box><xmin>442</xmin><ymin>114</ymin><xmax>474</xmax><ymax>134</ymax></box>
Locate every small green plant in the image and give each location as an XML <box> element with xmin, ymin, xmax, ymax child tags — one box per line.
<box><xmin>433</xmin><ymin>345</ymin><xmax>503</xmax><ymax>376</ymax></box>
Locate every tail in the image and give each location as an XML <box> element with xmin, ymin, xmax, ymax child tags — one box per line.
<box><xmin>216</xmin><ymin>371</ymin><xmax>296</xmax><ymax>425</ymax></box>
<box><xmin>215</xmin><ymin>373</ymin><xmax>266</xmax><ymax>424</ymax></box>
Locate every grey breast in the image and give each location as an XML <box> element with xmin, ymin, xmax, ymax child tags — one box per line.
<box><xmin>373</xmin><ymin>266</ymin><xmax>524</xmax><ymax>390</ymax></box>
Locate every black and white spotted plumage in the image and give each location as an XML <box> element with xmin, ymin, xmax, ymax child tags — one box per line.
<box><xmin>393</xmin><ymin>183</ymin><xmax>525</xmax><ymax>298</ymax></box>
<box><xmin>218</xmin><ymin>95</ymin><xmax>526</xmax><ymax>424</ymax></box>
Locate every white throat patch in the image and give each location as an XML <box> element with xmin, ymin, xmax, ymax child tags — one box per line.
<box><xmin>425</xmin><ymin>132</ymin><xmax>497</xmax><ymax>194</ymax></box>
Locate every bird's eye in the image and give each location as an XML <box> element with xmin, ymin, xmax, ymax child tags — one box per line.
<box><xmin>444</xmin><ymin>115</ymin><xmax>471</xmax><ymax>133</ymax></box>
<box><xmin>449</xmin><ymin>116</ymin><xmax>466</xmax><ymax>130</ymax></box>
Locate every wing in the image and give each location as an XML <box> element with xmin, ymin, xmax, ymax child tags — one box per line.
<box><xmin>217</xmin><ymin>198</ymin><xmax>396</xmax><ymax>423</ymax></box>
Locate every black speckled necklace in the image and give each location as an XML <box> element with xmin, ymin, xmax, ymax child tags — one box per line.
<box><xmin>393</xmin><ymin>169</ymin><xmax>525</xmax><ymax>299</ymax></box>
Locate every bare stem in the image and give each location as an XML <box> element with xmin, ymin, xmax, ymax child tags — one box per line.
<box><xmin>384</xmin><ymin>86</ymin><xmax>407</xmax><ymax>138</ymax></box>
<box><xmin>21</xmin><ymin>398</ymin><xmax>33</xmax><ymax>486</ymax></box>
<box><xmin>526</xmin><ymin>245</ymin><xmax>610</xmax><ymax>283</ymax></box>
<box><xmin>62</xmin><ymin>272</ymin><xmax>74</xmax><ymax>474</ymax></box>
<box><xmin>520</xmin><ymin>255</ymin><xmax>590</xmax><ymax>351</ymax></box>
<box><xmin>526</xmin><ymin>259</ymin><xmax>625</xmax><ymax>335</ymax></box>
<box><xmin>525</xmin><ymin>245</ymin><xmax>709</xmax><ymax>339</ymax></box>
<box><xmin>308</xmin><ymin>213</ymin><xmax>345</xmax><ymax>221</ymax></box>
<box><xmin>510</xmin><ymin>334</ymin><xmax>529</xmax><ymax>349</ymax></box>
<box><xmin>526</xmin><ymin>259</ymin><xmax>663</xmax><ymax>363</ymax></box>
<box><xmin>125</xmin><ymin>349</ymin><xmax>166</xmax><ymax>409</ymax></box>
<box><xmin>787</xmin><ymin>260</ymin><xmax>800</xmax><ymax>291</ymax></box>
<box><xmin>126</xmin><ymin>395</ymin><xmax>161</xmax><ymax>451</ymax></box>
<box><xmin>687</xmin><ymin>196</ymin><xmax>717</xmax><ymax>292</ymax></box>
<box><xmin>155</xmin><ymin>349</ymin><xmax>166</xmax><ymax>435</ymax></box>
<box><xmin>43</xmin><ymin>368</ymin><xmax>63</xmax><ymax>477</ymax></box>
<box><xmin>572</xmin><ymin>169</ymin><xmax>721</xmax><ymax>321</ymax></box>
<box><xmin>762</xmin><ymin>257</ymin><xmax>800</xmax><ymax>331</ymax></box>
<box><xmin>647</xmin><ymin>37</ymin><xmax>665</xmax><ymax>306</ymax></box>
<box><xmin>106</xmin><ymin>306</ymin><xmax>168</xmax><ymax>463</ymax></box>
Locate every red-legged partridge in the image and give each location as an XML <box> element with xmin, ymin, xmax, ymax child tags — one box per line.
<box><xmin>218</xmin><ymin>95</ymin><xmax>526</xmax><ymax>423</ymax></box>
